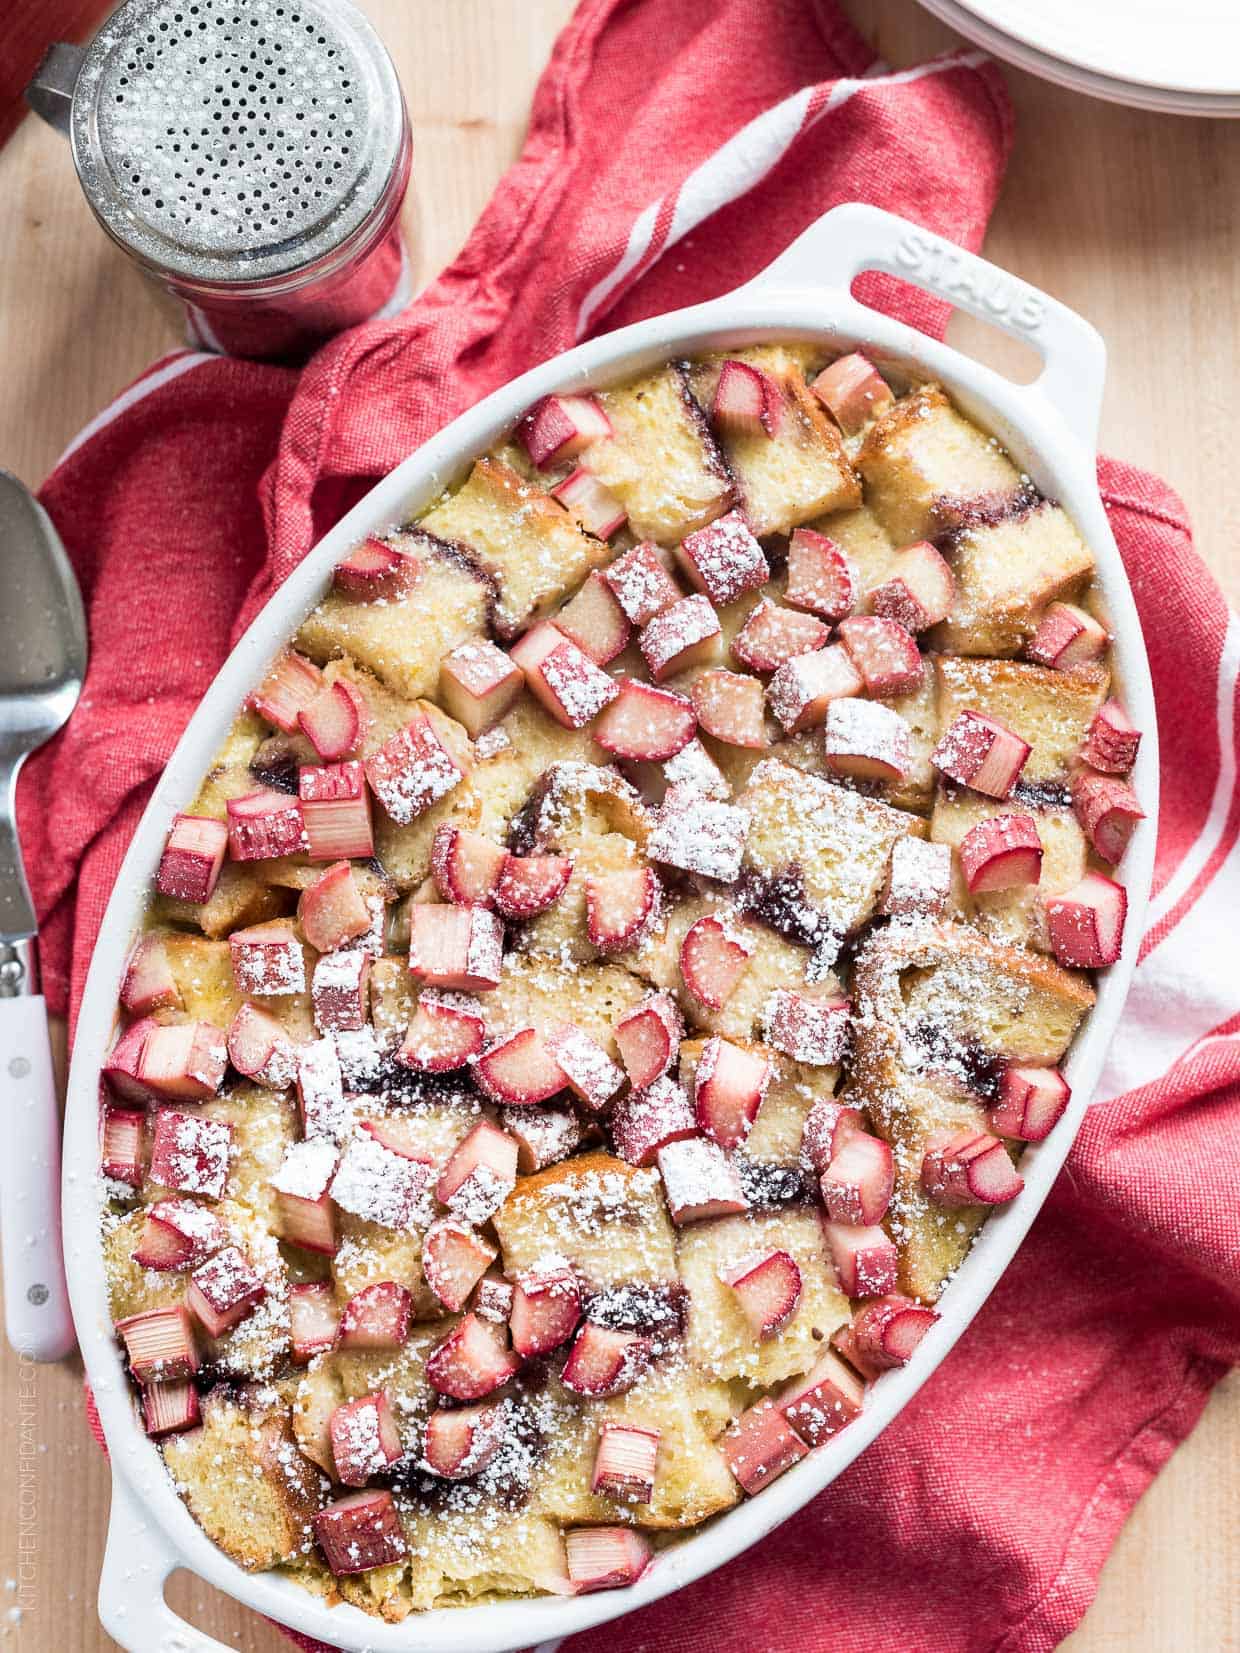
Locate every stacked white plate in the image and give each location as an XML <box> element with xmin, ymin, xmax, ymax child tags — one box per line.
<box><xmin>915</xmin><ymin>0</ymin><xmax>1240</xmax><ymax>116</ymax></box>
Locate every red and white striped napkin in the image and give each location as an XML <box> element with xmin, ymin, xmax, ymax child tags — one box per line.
<box><xmin>23</xmin><ymin>1</ymin><xmax>1239</xmax><ymax>1649</ymax></box>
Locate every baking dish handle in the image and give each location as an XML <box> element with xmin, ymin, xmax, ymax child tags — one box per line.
<box><xmin>746</xmin><ymin>202</ymin><xmax>1107</xmax><ymax>453</ymax></box>
<box><xmin>98</xmin><ymin>1470</ymin><xmax>240</xmax><ymax>1653</ymax></box>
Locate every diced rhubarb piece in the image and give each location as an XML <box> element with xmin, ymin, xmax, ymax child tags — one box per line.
<box><xmin>155</xmin><ymin>813</ymin><xmax>229</xmax><ymax>905</ymax></box>
<box><xmin>585</xmin><ymin>865</ymin><xmax>662</xmax><ymax>954</ymax></box>
<box><xmin>298</xmin><ymin>860</ymin><xmax>372</xmax><ymax>953</ymax></box>
<box><xmin>436</xmin><ymin>1121</ymin><xmax>519</xmax><ymax>1223</ymax></box>
<box><xmin>554</xmin><ymin>570</ymin><xmax>633</xmax><ymax>664</ymax></box>
<box><xmin>426</xmin><ymin>1313</ymin><xmax>522</xmax><ymax>1400</ymax></box>
<box><xmin>510</xmin><ymin>621</ymin><xmax>619</xmax><ymax>730</ymax></box>
<box><xmin>299</xmin><ymin>678</ymin><xmax>368</xmax><ymax>762</ymax></box>
<box><xmin>101</xmin><ymin>1105</ymin><xmax>146</xmax><ymax>1187</ymax></box>
<box><xmin>517</xmin><ymin>393</ymin><xmax>612</xmax><ymax>469</ymax></box>
<box><xmin>680</xmin><ymin>914</ymin><xmax>752</xmax><ymax>1010</ymax></box>
<box><xmin>132</xmin><ymin>1199</ymin><xmax>226</xmax><ymax>1272</ymax></box>
<box><xmin>610</xmin><ymin>1075</ymin><xmax>697</xmax><ymax>1167</ymax></box>
<box><xmin>225</xmin><ymin>789</ymin><xmax>305</xmax><ymax>861</ymax></box>
<box><xmin>249</xmin><ymin>650</ymin><xmax>322</xmax><ymax>733</ymax></box>
<box><xmin>676</xmin><ymin>511</ymin><xmax>770</xmax><ymax>608</ymax></box>
<box><xmin>334</xmin><ymin>536</ymin><xmax>422</xmax><ymax>600</ymax></box>
<box><xmin>694</xmin><ymin>1036</ymin><xmax>771</xmax><ymax>1149</ymax></box>
<box><xmin>921</xmin><ymin>1130</ymin><xmax>1024</xmax><ymax>1207</ymax></box>
<box><xmin>959</xmin><ymin>812</ymin><xmax>1043</xmax><ymax>893</ymax></box>
<box><xmin>592</xmin><ymin>1424</ymin><xmax>661</xmax><ymax>1503</ymax></box>
<box><xmin>331</xmin><ymin>1134</ymin><xmax>432</xmax><ymax>1227</ymax></box>
<box><xmin>553</xmin><ymin>467</ymin><xmax>628</xmax><ymax>540</ymax></box>
<box><xmin>501</xmin><ymin>1102</ymin><xmax>585</xmax><ymax>1172</ymax></box>
<box><xmin>314</xmin><ymin>1490</ymin><xmax>408</xmax><ymax>1576</ymax></box>
<box><xmin>1081</xmin><ymin>698</ymin><xmax>1142</xmax><ymax>775</ymax></box>
<box><xmin>1027</xmin><ymin>601</ymin><xmax>1109</xmax><ymax>669</ymax></box>
<box><xmin>615</xmin><ymin>992</ymin><xmax>684</xmax><ymax>1090</ymax></box>
<box><xmin>723</xmin><ymin>1400</ymin><xmax>807</xmax><ymax>1495</ymax></box>
<box><xmin>296</xmin><ymin>1037</ymin><xmax>350</xmax><ymax>1141</ymax></box>
<box><xmin>565</xmin><ymin>1526</ymin><xmax>653</xmax><ymax>1594</ymax></box>
<box><xmin>298</xmin><ymin>760</ymin><xmax>374</xmax><ymax>861</ymax></box>
<box><xmin>546</xmin><ymin>1025</ymin><xmax>624</xmax><ymax>1112</ymax></box>
<box><xmin>691</xmin><ymin>669</ymin><xmax>768</xmax><ymax>749</ymax></box>
<box><xmin>991</xmin><ymin>1064</ymin><xmax>1071</xmax><ymax>1143</ymax></box>
<box><xmin>494</xmin><ymin>853</ymin><xmax>574</xmax><ymax>920</ymax></box>
<box><xmin>879</xmin><ymin>837</ymin><xmax>952</xmax><ymax>919</ymax></box>
<box><xmin>837</xmin><ymin>615</ymin><xmax>924</xmax><ymax>696</ymax></box>
<box><xmin>431</xmin><ymin>824</ymin><xmax>507</xmax><ymax>906</ymax></box>
<box><xmin>424</xmin><ymin>1402</ymin><xmax>505</xmax><ymax>1479</ymax></box>
<box><xmin>811</xmin><ymin>352</ymin><xmax>894</xmax><ymax>434</ymax></box>
<box><xmin>657</xmin><ymin>1136</ymin><xmax>748</xmax><ymax>1224</ymax></box>
<box><xmin>398</xmin><ymin>988</ymin><xmax>486</xmax><ymax>1072</ymax></box>
<box><xmin>338</xmin><ymin>1283</ymin><xmax>413</xmax><ymax>1351</ymax></box>
<box><xmin>824</xmin><ymin>697</ymin><xmax>911</xmax><ymax>781</ymax></box>
<box><xmin>822</xmin><ymin>1220</ymin><xmax>898</xmax><ymax>1297</ymax></box>
<box><xmin>271</xmin><ymin>1137</ymin><xmax>340</xmax><ymax>1255</ymax></box>
<box><xmin>561</xmin><ymin>1321</ymin><xmax>653</xmax><ymax>1398</ymax></box>
<box><xmin>121</xmin><ymin>935</ymin><xmax>182</xmax><ymax>1016</ymax></box>
<box><xmin>801</xmin><ymin>1097</ymin><xmax>865</xmax><ymax>1177</ymax></box>
<box><xmin>639</xmin><ymin>594</ymin><xmax>723</xmax><ymax>683</ymax></box>
<box><xmin>604</xmin><ymin>541</ymin><xmax>683</xmax><ymax>626</ymax></box>
<box><xmin>290</xmin><ymin>1281</ymin><xmax>339</xmax><ymax>1363</ymax></box>
<box><xmin>776</xmin><ymin>1348</ymin><xmax>865</xmax><ymax>1446</ymax></box>
<box><xmin>733</xmin><ymin>598</ymin><xmax>830</xmax><ymax>673</ymax></box>
<box><xmin>116</xmin><ymin>1305</ymin><xmax>200</xmax><ymax>1382</ymax></box>
<box><xmin>721</xmin><ymin>1248</ymin><xmax>803</xmax><ymax>1340</ymax></box>
<box><xmin>594</xmin><ymin>678</ymin><xmax>697</xmax><ymax>762</ymax></box>
<box><xmin>475</xmin><ymin>1027</ymin><xmax>567</xmax><ymax>1106</ymax></box>
<box><xmin>648</xmin><ymin>785</ymin><xmax>747</xmax><ymax>881</ymax></box>
<box><xmin>1046</xmin><ymin>871</ymin><xmax>1127</xmax><ymax>968</ymax></box>
<box><xmin>820</xmin><ymin>1132</ymin><xmax>894</xmax><ymax>1226</ymax></box>
<box><xmin>932</xmin><ymin>710</ymin><xmax>1030</xmax><ymax>799</ymax></box>
<box><xmin>869</xmin><ymin>540</ymin><xmax>955</xmax><ymax>633</ymax></box>
<box><xmin>767</xmin><ymin>644</ymin><xmax>862</xmax><ymax>734</ymax></box>
<box><xmin>185</xmin><ymin>1246</ymin><xmax>266</xmax><ymax>1339</ymax></box>
<box><xmin>103</xmin><ymin>1018</ymin><xmax>159</xmax><ymax>1105</ymax></box>
<box><xmin>785</xmin><ymin>528</ymin><xmax>856</xmax><ymax>622</ymax></box>
<box><xmin>1071</xmin><ymin>771</ymin><xmax>1145</xmax><ymax>864</ymax></box>
<box><xmin>439</xmin><ymin>638</ymin><xmax>524</xmax><ymax>737</ymax></box>
<box><xmin>142</xmin><ymin>1378</ymin><xmax>201</xmax><ymax>1438</ymax></box>
<box><xmin>365</xmin><ymin>711</ymin><xmax>465</xmax><ymax>824</ymax></box>
<box><xmin>408</xmin><ymin>903</ymin><xmax>504</xmax><ymax>992</ymax></box>
<box><xmin>138</xmin><ymin>1021</ymin><xmax>227</xmax><ymax>1102</ymax></box>
<box><xmin>763</xmin><ymin>988</ymin><xmax>850</xmax><ymax>1068</ymax></box>
<box><xmin>312</xmin><ymin>948</ymin><xmax>371</xmax><ymax>1033</ymax></box>
<box><xmin>712</xmin><ymin>357</ymin><xmax>783</xmax><ymax>438</ymax></box>
<box><xmin>329</xmin><ymin>1390</ymin><xmax>403</xmax><ymax>1487</ymax></box>
<box><xmin>510</xmin><ymin>1266</ymin><xmax>582</xmax><ymax>1358</ymax></box>
<box><xmin>849</xmin><ymin>1293</ymin><xmax>939</xmax><ymax>1376</ymax></box>
<box><xmin>229</xmin><ymin>922</ymin><xmax>305</xmax><ymax>997</ymax></box>
<box><xmin>422</xmin><ymin>1217</ymin><xmax>498</xmax><ymax>1312</ymax></box>
<box><xmin>149</xmin><ymin>1109</ymin><xmax>232</xmax><ymax>1199</ymax></box>
<box><xmin>472</xmin><ymin>1272</ymin><xmax>515</xmax><ymax>1325</ymax></box>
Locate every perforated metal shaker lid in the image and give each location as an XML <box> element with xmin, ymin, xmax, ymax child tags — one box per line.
<box><xmin>69</xmin><ymin>0</ymin><xmax>408</xmax><ymax>288</ymax></box>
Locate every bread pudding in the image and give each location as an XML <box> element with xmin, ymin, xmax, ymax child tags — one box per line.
<box><xmin>96</xmin><ymin>341</ymin><xmax>1143</xmax><ymax>1615</ymax></box>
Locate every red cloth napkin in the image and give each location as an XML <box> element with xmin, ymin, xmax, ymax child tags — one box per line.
<box><xmin>22</xmin><ymin>2</ymin><xmax>1240</xmax><ymax>1649</ymax></box>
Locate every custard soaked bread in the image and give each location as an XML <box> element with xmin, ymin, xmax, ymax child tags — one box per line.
<box><xmin>100</xmin><ymin>338</ymin><xmax>1141</xmax><ymax>1614</ymax></box>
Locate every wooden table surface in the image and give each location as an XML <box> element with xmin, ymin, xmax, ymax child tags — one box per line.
<box><xmin>0</xmin><ymin>1</ymin><xmax>1236</xmax><ymax>1648</ymax></box>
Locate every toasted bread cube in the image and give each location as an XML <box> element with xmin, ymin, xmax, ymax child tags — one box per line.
<box><xmin>155</xmin><ymin>859</ymin><xmax>286</xmax><ymax>940</ymax></box>
<box><xmin>468</xmin><ymin>699</ymin><xmax>605</xmax><ymax>841</ymax></box>
<box><xmin>398</xmin><ymin>1506</ymin><xmax>568</xmax><ymax>1613</ymax></box>
<box><xmin>858</xmin><ymin>385</ymin><xmax>1025</xmax><ymax>545</ymax></box>
<box><xmin>934</xmin><ymin>656</ymin><xmax>1109</xmax><ymax>785</ymax></box>
<box><xmin>162</xmin><ymin>1389</ymin><xmax>319</xmax><ymax>1572</ymax></box>
<box><xmin>694</xmin><ymin>350</ymin><xmax>861</xmax><ymax>535</ymax></box>
<box><xmin>494</xmin><ymin>1152</ymin><xmax>678</xmax><ymax>1289</ymax></box>
<box><xmin>510</xmin><ymin>759</ymin><xmax>650</xmax><ymax>855</ymax></box>
<box><xmin>485</xmin><ymin>953</ymin><xmax>645</xmax><ymax>1062</ymax></box>
<box><xmin>930</xmin><ymin>499</ymin><xmax>1095</xmax><ymax>657</ymax></box>
<box><xmin>587</xmin><ymin>363</ymin><xmax>734</xmax><ymax>542</ymax></box>
<box><xmin>297</xmin><ymin>530</ymin><xmax>494</xmax><ymax>701</ymax></box>
<box><xmin>420</xmin><ymin>458</ymin><xmax>607</xmax><ymax>640</ymax></box>
<box><xmin>677</xmin><ymin>1208</ymin><xmax>849</xmax><ymax>1384</ymax></box>
<box><xmin>199</xmin><ymin>1084</ymin><xmax>300</xmax><ymax>1223</ymax></box>
<box><xmin>103</xmin><ymin>1210</ymin><xmax>184</xmax><ymax>1323</ymax></box>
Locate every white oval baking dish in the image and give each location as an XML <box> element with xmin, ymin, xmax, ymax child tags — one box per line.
<box><xmin>64</xmin><ymin>202</ymin><xmax>1159</xmax><ymax>1653</ymax></box>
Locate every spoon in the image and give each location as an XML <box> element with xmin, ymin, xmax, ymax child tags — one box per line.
<box><xmin>0</xmin><ymin>471</ymin><xmax>86</xmax><ymax>1360</ymax></box>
